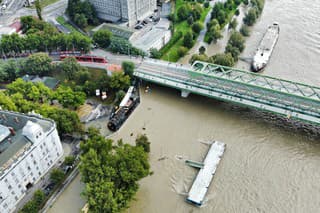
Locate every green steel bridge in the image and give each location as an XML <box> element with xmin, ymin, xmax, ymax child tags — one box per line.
<box><xmin>134</xmin><ymin>59</ymin><xmax>320</xmax><ymax>125</ymax></box>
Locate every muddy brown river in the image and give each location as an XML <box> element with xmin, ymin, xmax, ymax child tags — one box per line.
<box><xmin>48</xmin><ymin>0</ymin><xmax>320</xmax><ymax>212</ymax></box>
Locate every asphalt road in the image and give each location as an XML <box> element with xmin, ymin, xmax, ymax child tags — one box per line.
<box><xmin>0</xmin><ymin>0</ymin><xmax>67</xmax><ymax>25</ymax></box>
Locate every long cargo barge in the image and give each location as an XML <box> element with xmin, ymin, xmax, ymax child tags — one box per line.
<box><xmin>252</xmin><ymin>23</ymin><xmax>280</xmax><ymax>72</ymax></box>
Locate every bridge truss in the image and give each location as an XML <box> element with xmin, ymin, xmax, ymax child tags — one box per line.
<box><xmin>134</xmin><ymin>59</ymin><xmax>320</xmax><ymax>125</ymax></box>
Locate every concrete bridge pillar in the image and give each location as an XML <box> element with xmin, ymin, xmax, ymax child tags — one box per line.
<box><xmin>181</xmin><ymin>90</ymin><xmax>190</xmax><ymax>98</ymax></box>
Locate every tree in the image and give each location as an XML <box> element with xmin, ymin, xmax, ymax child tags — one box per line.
<box><xmin>109</xmin><ymin>36</ymin><xmax>145</xmax><ymax>56</ymax></box>
<box><xmin>79</xmin><ymin>129</ymin><xmax>150</xmax><ymax>213</ymax></box>
<box><xmin>199</xmin><ymin>46</ymin><xmax>206</xmax><ymax>54</ymax></box>
<box><xmin>74</xmin><ymin>69</ymin><xmax>91</xmax><ymax>85</ymax></box>
<box><xmin>192</xmin><ymin>22</ymin><xmax>204</xmax><ymax>34</ymax></box>
<box><xmin>37</xmin><ymin>105</ymin><xmax>82</xmax><ymax>135</ymax></box>
<box><xmin>229</xmin><ymin>19</ymin><xmax>238</xmax><ymax>30</ymax></box>
<box><xmin>207</xmin><ymin>24</ymin><xmax>222</xmax><ymax>43</ymax></box>
<box><xmin>109</xmin><ymin>72</ymin><xmax>130</xmax><ymax>91</ymax></box>
<box><xmin>149</xmin><ymin>48</ymin><xmax>162</xmax><ymax>59</ymax></box>
<box><xmin>59</xmin><ymin>57</ymin><xmax>82</xmax><ymax>80</ymax></box>
<box><xmin>0</xmin><ymin>92</ymin><xmax>17</xmax><ymax>111</ymax></box>
<box><xmin>240</xmin><ymin>24</ymin><xmax>250</xmax><ymax>36</ymax></box>
<box><xmin>189</xmin><ymin>53</ymin><xmax>209</xmax><ymax>64</ymax></box>
<box><xmin>116</xmin><ymin>90</ymin><xmax>126</xmax><ymax>104</ymax></box>
<box><xmin>35</xmin><ymin>0</ymin><xmax>42</xmax><ymax>20</ymax></box>
<box><xmin>210</xmin><ymin>53</ymin><xmax>235</xmax><ymax>67</ymax></box>
<box><xmin>177</xmin><ymin>5</ymin><xmax>189</xmax><ymax>21</ymax></box>
<box><xmin>204</xmin><ymin>1</ymin><xmax>210</xmax><ymax>8</ymax></box>
<box><xmin>225</xmin><ymin>44</ymin><xmax>241</xmax><ymax>60</ymax></box>
<box><xmin>50</xmin><ymin>168</ymin><xmax>65</xmax><ymax>185</ymax></box>
<box><xmin>64</xmin><ymin>156</ymin><xmax>76</xmax><ymax>166</ymax></box>
<box><xmin>187</xmin><ymin>16</ymin><xmax>194</xmax><ymax>25</ymax></box>
<box><xmin>183</xmin><ymin>31</ymin><xmax>194</xmax><ymax>48</ymax></box>
<box><xmin>0</xmin><ymin>59</ymin><xmax>21</xmax><ymax>81</ymax></box>
<box><xmin>135</xmin><ymin>134</ymin><xmax>151</xmax><ymax>153</ymax></box>
<box><xmin>20</xmin><ymin>200</ymin><xmax>37</xmax><ymax>213</ymax></box>
<box><xmin>54</xmin><ymin>86</ymin><xmax>86</xmax><ymax>109</ymax></box>
<box><xmin>177</xmin><ymin>46</ymin><xmax>188</xmax><ymax>57</ymax></box>
<box><xmin>227</xmin><ymin>31</ymin><xmax>245</xmax><ymax>52</ymax></box>
<box><xmin>93</xmin><ymin>29</ymin><xmax>112</xmax><ymax>48</ymax></box>
<box><xmin>33</xmin><ymin>190</ymin><xmax>45</xmax><ymax>208</ymax></box>
<box><xmin>74</xmin><ymin>13</ymin><xmax>88</xmax><ymax>28</ymax></box>
<box><xmin>22</xmin><ymin>53</ymin><xmax>52</xmax><ymax>76</ymax></box>
<box><xmin>122</xmin><ymin>61</ymin><xmax>135</xmax><ymax>78</ymax></box>
<box><xmin>243</xmin><ymin>8</ymin><xmax>257</xmax><ymax>26</ymax></box>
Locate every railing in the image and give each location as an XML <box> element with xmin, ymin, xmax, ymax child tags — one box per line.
<box><xmin>134</xmin><ymin>60</ymin><xmax>320</xmax><ymax>125</ymax></box>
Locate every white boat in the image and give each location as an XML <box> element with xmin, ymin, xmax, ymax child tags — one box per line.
<box><xmin>252</xmin><ymin>23</ymin><xmax>280</xmax><ymax>72</ymax></box>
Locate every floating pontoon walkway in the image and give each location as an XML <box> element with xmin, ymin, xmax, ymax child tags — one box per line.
<box><xmin>186</xmin><ymin>141</ymin><xmax>226</xmax><ymax>206</ymax></box>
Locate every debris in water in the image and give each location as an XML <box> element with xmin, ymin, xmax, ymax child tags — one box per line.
<box><xmin>130</xmin><ymin>133</ymin><xmax>133</xmax><ymax>136</ymax></box>
<box><xmin>158</xmin><ymin>156</ymin><xmax>168</xmax><ymax>161</ymax></box>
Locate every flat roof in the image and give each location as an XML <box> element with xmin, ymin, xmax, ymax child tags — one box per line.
<box><xmin>0</xmin><ymin>111</ymin><xmax>53</xmax><ymax>172</ymax></box>
<box><xmin>187</xmin><ymin>141</ymin><xmax>226</xmax><ymax>205</ymax></box>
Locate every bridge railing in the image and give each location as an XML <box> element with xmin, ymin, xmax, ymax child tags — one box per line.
<box><xmin>192</xmin><ymin>61</ymin><xmax>320</xmax><ymax>102</ymax></box>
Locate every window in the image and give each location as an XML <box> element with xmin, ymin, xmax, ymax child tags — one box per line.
<box><xmin>33</xmin><ymin>160</ymin><xmax>37</xmax><ymax>165</ymax></box>
<box><xmin>3</xmin><ymin>203</ymin><xmax>8</xmax><ymax>209</ymax></box>
<box><xmin>27</xmin><ymin>166</ymin><xmax>31</xmax><ymax>171</ymax></box>
<box><xmin>18</xmin><ymin>184</ymin><xmax>21</xmax><ymax>188</ymax></box>
<box><xmin>8</xmin><ymin>185</ymin><xmax>12</xmax><ymax>190</ymax></box>
<box><xmin>15</xmin><ymin>196</ymin><xmax>18</xmax><ymax>201</ymax></box>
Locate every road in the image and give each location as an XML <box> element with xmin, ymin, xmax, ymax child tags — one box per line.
<box><xmin>0</xmin><ymin>0</ymin><xmax>67</xmax><ymax>25</ymax></box>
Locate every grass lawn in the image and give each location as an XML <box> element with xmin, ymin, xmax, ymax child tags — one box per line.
<box><xmin>29</xmin><ymin>0</ymin><xmax>60</xmax><ymax>8</ymax></box>
<box><xmin>160</xmin><ymin>0</ymin><xmax>211</xmax><ymax>62</ymax></box>
<box><xmin>56</xmin><ymin>16</ymin><xmax>79</xmax><ymax>33</ymax></box>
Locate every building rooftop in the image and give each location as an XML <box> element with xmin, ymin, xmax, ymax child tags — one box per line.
<box><xmin>0</xmin><ymin>110</ymin><xmax>53</xmax><ymax>173</ymax></box>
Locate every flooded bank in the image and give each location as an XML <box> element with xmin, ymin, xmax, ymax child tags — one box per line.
<box><xmin>48</xmin><ymin>0</ymin><xmax>320</xmax><ymax>212</ymax></box>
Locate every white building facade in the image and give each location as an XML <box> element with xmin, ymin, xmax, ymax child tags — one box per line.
<box><xmin>89</xmin><ymin>0</ymin><xmax>157</xmax><ymax>26</ymax></box>
<box><xmin>0</xmin><ymin>111</ymin><xmax>63</xmax><ymax>213</ymax></box>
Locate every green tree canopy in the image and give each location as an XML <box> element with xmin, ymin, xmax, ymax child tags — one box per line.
<box><xmin>192</xmin><ymin>22</ymin><xmax>204</xmax><ymax>34</ymax></box>
<box><xmin>121</xmin><ymin>61</ymin><xmax>135</xmax><ymax>78</ymax></box>
<box><xmin>93</xmin><ymin>29</ymin><xmax>112</xmax><ymax>48</ymax></box>
<box><xmin>183</xmin><ymin>31</ymin><xmax>194</xmax><ymax>48</ymax></box>
<box><xmin>109</xmin><ymin>72</ymin><xmax>130</xmax><ymax>91</ymax></box>
<box><xmin>149</xmin><ymin>48</ymin><xmax>162</xmax><ymax>59</ymax></box>
<box><xmin>210</xmin><ymin>53</ymin><xmax>235</xmax><ymax>67</ymax></box>
<box><xmin>54</xmin><ymin>85</ymin><xmax>86</xmax><ymax>109</ymax></box>
<box><xmin>50</xmin><ymin>168</ymin><xmax>65</xmax><ymax>185</ymax></box>
<box><xmin>135</xmin><ymin>134</ymin><xmax>151</xmax><ymax>153</ymax></box>
<box><xmin>80</xmin><ymin>128</ymin><xmax>150</xmax><ymax>213</ymax></box>
<box><xmin>22</xmin><ymin>53</ymin><xmax>52</xmax><ymax>76</ymax></box>
<box><xmin>59</xmin><ymin>57</ymin><xmax>82</xmax><ymax>80</ymax></box>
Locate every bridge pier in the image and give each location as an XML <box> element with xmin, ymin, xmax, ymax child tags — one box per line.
<box><xmin>181</xmin><ymin>90</ymin><xmax>190</xmax><ymax>98</ymax></box>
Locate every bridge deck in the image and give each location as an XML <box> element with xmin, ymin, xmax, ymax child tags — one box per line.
<box><xmin>135</xmin><ymin>59</ymin><xmax>320</xmax><ymax>125</ymax></box>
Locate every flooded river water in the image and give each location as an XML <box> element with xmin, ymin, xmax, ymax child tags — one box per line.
<box><xmin>48</xmin><ymin>0</ymin><xmax>320</xmax><ymax>212</ymax></box>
